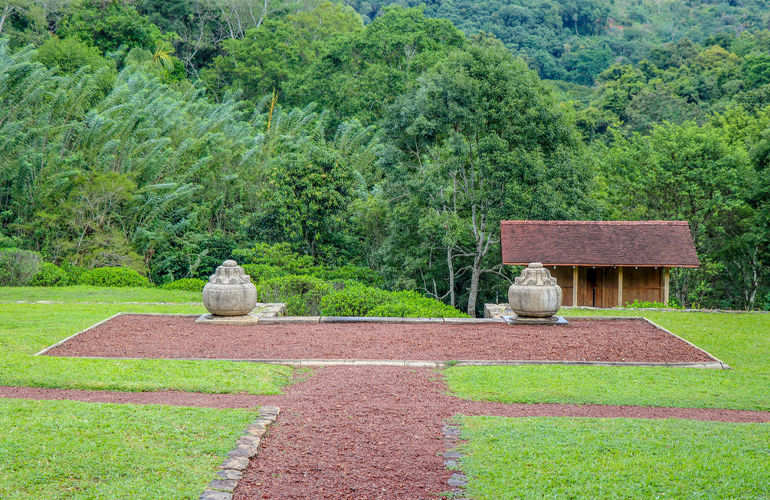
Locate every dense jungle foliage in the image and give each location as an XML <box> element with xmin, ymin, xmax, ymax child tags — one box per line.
<box><xmin>0</xmin><ymin>0</ymin><xmax>768</xmax><ymax>313</ymax></box>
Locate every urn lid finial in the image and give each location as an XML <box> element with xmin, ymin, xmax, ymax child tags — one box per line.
<box><xmin>208</xmin><ymin>260</ymin><xmax>251</xmax><ymax>285</ymax></box>
<box><xmin>513</xmin><ymin>262</ymin><xmax>557</xmax><ymax>286</ymax></box>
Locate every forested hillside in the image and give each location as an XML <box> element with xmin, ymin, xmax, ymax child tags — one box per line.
<box><xmin>0</xmin><ymin>0</ymin><xmax>768</xmax><ymax>312</ymax></box>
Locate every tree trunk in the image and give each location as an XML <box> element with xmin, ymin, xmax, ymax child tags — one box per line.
<box><xmin>447</xmin><ymin>246</ymin><xmax>456</xmax><ymax>308</ymax></box>
<box><xmin>0</xmin><ymin>6</ymin><xmax>13</xmax><ymax>35</ymax></box>
<box><xmin>466</xmin><ymin>256</ymin><xmax>482</xmax><ymax>317</ymax></box>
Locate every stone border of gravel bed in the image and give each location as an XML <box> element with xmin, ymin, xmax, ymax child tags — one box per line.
<box><xmin>199</xmin><ymin>405</ymin><xmax>280</xmax><ymax>500</ymax></box>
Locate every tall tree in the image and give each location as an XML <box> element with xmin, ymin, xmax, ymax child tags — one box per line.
<box><xmin>381</xmin><ymin>35</ymin><xmax>596</xmax><ymax>316</ymax></box>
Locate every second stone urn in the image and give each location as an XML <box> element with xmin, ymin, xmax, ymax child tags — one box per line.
<box><xmin>508</xmin><ymin>262</ymin><xmax>563</xmax><ymax>319</ymax></box>
<box><xmin>202</xmin><ymin>260</ymin><xmax>258</xmax><ymax>316</ymax></box>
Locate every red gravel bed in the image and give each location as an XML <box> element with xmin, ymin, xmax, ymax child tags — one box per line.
<box><xmin>43</xmin><ymin>315</ymin><xmax>715</xmax><ymax>363</ymax></box>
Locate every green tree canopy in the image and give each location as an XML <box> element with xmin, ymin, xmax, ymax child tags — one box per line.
<box><xmin>201</xmin><ymin>2</ymin><xmax>362</xmax><ymax>103</ymax></box>
<box><xmin>288</xmin><ymin>5</ymin><xmax>466</xmax><ymax>125</ymax></box>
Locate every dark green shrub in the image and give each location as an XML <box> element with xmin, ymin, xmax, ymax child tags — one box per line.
<box><xmin>29</xmin><ymin>263</ymin><xmax>67</xmax><ymax>286</ymax></box>
<box><xmin>316</xmin><ymin>265</ymin><xmax>384</xmax><ymax>287</ymax></box>
<box><xmin>320</xmin><ymin>285</ymin><xmax>393</xmax><ymax>316</ymax></box>
<box><xmin>79</xmin><ymin>267</ymin><xmax>150</xmax><ymax>287</ymax></box>
<box><xmin>256</xmin><ymin>275</ymin><xmax>332</xmax><ymax>315</ymax></box>
<box><xmin>195</xmin><ymin>235</ymin><xmax>236</xmax><ymax>280</ymax></box>
<box><xmin>367</xmin><ymin>291</ymin><xmax>469</xmax><ymax>318</ymax></box>
<box><xmin>240</xmin><ymin>264</ymin><xmax>288</xmax><ymax>285</ymax></box>
<box><xmin>321</xmin><ymin>286</ymin><xmax>469</xmax><ymax>318</ymax></box>
<box><xmin>234</xmin><ymin>243</ymin><xmax>314</xmax><ymax>273</ymax></box>
<box><xmin>60</xmin><ymin>262</ymin><xmax>87</xmax><ymax>286</ymax></box>
<box><xmin>0</xmin><ymin>248</ymin><xmax>41</xmax><ymax>286</ymax></box>
<box><xmin>162</xmin><ymin>278</ymin><xmax>207</xmax><ymax>292</ymax></box>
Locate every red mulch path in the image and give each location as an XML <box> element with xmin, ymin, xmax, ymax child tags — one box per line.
<box><xmin>43</xmin><ymin>315</ymin><xmax>715</xmax><ymax>363</ymax></box>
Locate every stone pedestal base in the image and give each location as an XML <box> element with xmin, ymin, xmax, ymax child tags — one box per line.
<box><xmin>195</xmin><ymin>302</ymin><xmax>287</xmax><ymax>324</ymax></box>
<box><xmin>502</xmin><ymin>315</ymin><xmax>569</xmax><ymax>326</ymax></box>
<box><xmin>196</xmin><ymin>312</ymin><xmax>261</xmax><ymax>324</ymax></box>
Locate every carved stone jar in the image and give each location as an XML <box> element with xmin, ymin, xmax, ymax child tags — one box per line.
<box><xmin>508</xmin><ymin>262</ymin><xmax>563</xmax><ymax>318</ymax></box>
<box><xmin>202</xmin><ymin>260</ymin><xmax>258</xmax><ymax>316</ymax></box>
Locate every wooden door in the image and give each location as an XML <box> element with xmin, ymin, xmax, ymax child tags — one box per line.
<box><xmin>585</xmin><ymin>268</ymin><xmax>603</xmax><ymax>307</ymax></box>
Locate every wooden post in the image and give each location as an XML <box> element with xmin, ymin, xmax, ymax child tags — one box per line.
<box><xmin>573</xmin><ymin>266</ymin><xmax>578</xmax><ymax>307</ymax></box>
<box><xmin>617</xmin><ymin>267</ymin><xmax>623</xmax><ymax>308</ymax></box>
<box><xmin>664</xmin><ymin>267</ymin><xmax>670</xmax><ymax>305</ymax></box>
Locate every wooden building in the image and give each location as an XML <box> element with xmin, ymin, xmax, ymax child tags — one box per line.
<box><xmin>500</xmin><ymin>221</ymin><xmax>700</xmax><ymax>308</ymax></box>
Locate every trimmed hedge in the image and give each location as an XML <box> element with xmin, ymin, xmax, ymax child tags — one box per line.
<box><xmin>79</xmin><ymin>267</ymin><xmax>150</xmax><ymax>287</ymax></box>
<box><xmin>368</xmin><ymin>291</ymin><xmax>470</xmax><ymax>318</ymax></box>
<box><xmin>320</xmin><ymin>284</ymin><xmax>392</xmax><ymax>316</ymax></box>
<box><xmin>321</xmin><ymin>285</ymin><xmax>469</xmax><ymax>318</ymax></box>
<box><xmin>162</xmin><ymin>278</ymin><xmax>207</xmax><ymax>292</ymax></box>
<box><xmin>256</xmin><ymin>275</ymin><xmax>332</xmax><ymax>316</ymax></box>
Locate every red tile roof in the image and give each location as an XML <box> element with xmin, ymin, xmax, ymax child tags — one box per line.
<box><xmin>501</xmin><ymin>221</ymin><xmax>700</xmax><ymax>267</ymax></box>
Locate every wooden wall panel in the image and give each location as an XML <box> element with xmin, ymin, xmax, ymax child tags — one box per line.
<box><xmin>551</xmin><ymin>266</ymin><xmax>574</xmax><ymax>306</ymax></box>
<box><xmin>622</xmin><ymin>267</ymin><xmax>663</xmax><ymax>305</ymax></box>
<box><xmin>603</xmin><ymin>267</ymin><xmax>618</xmax><ymax>308</ymax></box>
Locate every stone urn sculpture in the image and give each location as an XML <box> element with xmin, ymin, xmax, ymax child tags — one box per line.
<box><xmin>202</xmin><ymin>260</ymin><xmax>258</xmax><ymax>316</ymax></box>
<box><xmin>508</xmin><ymin>262</ymin><xmax>564</xmax><ymax>323</ymax></box>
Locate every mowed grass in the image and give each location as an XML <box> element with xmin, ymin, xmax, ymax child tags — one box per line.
<box><xmin>0</xmin><ymin>285</ymin><xmax>201</xmax><ymax>304</ymax></box>
<box><xmin>0</xmin><ymin>287</ymin><xmax>292</xmax><ymax>394</ymax></box>
<box><xmin>0</xmin><ymin>398</ymin><xmax>256</xmax><ymax>499</ymax></box>
<box><xmin>446</xmin><ymin>309</ymin><xmax>770</xmax><ymax>411</ymax></box>
<box><xmin>456</xmin><ymin>416</ymin><xmax>770</xmax><ymax>500</ymax></box>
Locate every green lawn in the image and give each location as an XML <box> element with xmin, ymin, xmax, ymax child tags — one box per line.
<box><xmin>456</xmin><ymin>416</ymin><xmax>770</xmax><ymax>500</ymax></box>
<box><xmin>0</xmin><ymin>288</ymin><xmax>292</xmax><ymax>394</ymax></box>
<box><xmin>0</xmin><ymin>398</ymin><xmax>256</xmax><ymax>499</ymax></box>
<box><xmin>0</xmin><ymin>285</ymin><xmax>202</xmax><ymax>304</ymax></box>
<box><xmin>446</xmin><ymin>309</ymin><xmax>770</xmax><ymax>411</ymax></box>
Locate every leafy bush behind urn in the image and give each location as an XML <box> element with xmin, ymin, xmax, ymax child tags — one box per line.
<box><xmin>367</xmin><ymin>298</ymin><xmax>469</xmax><ymax>318</ymax></box>
<box><xmin>320</xmin><ymin>284</ymin><xmax>392</xmax><ymax>316</ymax></box>
<box><xmin>256</xmin><ymin>275</ymin><xmax>333</xmax><ymax>316</ymax></box>
<box><xmin>79</xmin><ymin>267</ymin><xmax>150</xmax><ymax>288</ymax></box>
<box><xmin>315</xmin><ymin>265</ymin><xmax>384</xmax><ymax>288</ymax></box>
<box><xmin>162</xmin><ymin>278</ymin><xmax>207</xmax><ymax>292</ymax></box>
<box><xmin>236</xmin><ymin>244</ymin><xmax>384</xmax><ymax>287</ymax></box>
<box><xmin>240</xmin><ymin>265</ymin><xmax>289</xmax><ymax>286</ymax></box>
<box><xmin>0</xmin><ymin>249</ymin><xmax>41</xmax><ymax>286</ymax></box>
<box><xmin>234</xmin><ymin>243</ymin><xmax>315</xmax><ymax>275</ymax></box>
<box><xmin>320</xmin><ymin>284</ymin><xmax>470</xmax><ymax>318</ymax></box>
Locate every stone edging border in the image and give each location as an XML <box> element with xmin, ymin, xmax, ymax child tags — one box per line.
<box><xmin>199</xmin><ymin>405</ymin><xmax>280</xmax><ymax>500</ymax></box>
<box><xmin>442</xmin><ymin>422</ymin><xmax>468</xmax><ymax>499</ymax></box>
<box><xmin>36</xmin><ymin>355</ymin><xmax>730</xmax><ymax>369</ymax></box>
<box><xmin>641</xmin><ymin>317</ymin><xmax>731</xmax><ymax>369</ymax></box>
<box><xmin>33</xmin><ymin>312</ymin><xmax>124</xmax><ymax>356</ymax></box>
